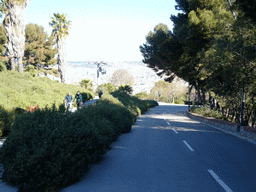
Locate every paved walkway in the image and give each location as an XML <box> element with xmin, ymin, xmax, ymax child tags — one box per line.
<box><xmin>72</xmin><ymin>97</ymin><xmax>99</xmax><ymax>112</ymax></box>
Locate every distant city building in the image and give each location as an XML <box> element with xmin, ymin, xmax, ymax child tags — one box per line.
<box><xmin>65</xmin><ymin>61</ymin><xmax>167</xmax><ymax>94</ymax></box>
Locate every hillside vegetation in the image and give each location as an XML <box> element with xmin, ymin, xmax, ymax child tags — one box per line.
<box><xmin>0</xmin><ymin>88</ymin><xmax>158</xmax><ymax>192</ymax></box>
<box><xmin>0</xmin><ymin>70</ymin><xmax>94</xmax><ymax>137</ymax></box>
<box><xmin>0</xmin><ymin>70</ymin><xmax>92</xmax><ymax>111</ymax></box>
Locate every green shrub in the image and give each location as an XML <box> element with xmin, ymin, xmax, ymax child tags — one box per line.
<box><xmin>97</xmin><ymin>93</ymin><xmax>133</xmax><ymax>133</ymax></box>
<box><xmin>24</xmin><ymin>65</ymin><xmax>37</xmax><ymax>77</ymax></box>
<box><xmin>0</xmin><ymin>90</ymin><xmax>158</xmax><ymax>192</ymax></box>
<box><xmin>111</xmin><ymin>91</ymin><xmax>158</xmax><ymax>122</ymax></box>
<box><xmin>134</xmin><ymin>91</ymin><xmax>148</xmax><ymax>99</ymax></box>
<box><xmin>175</xmin><ymin>97</ymin><xmax>185</xmax><ymax>104</ymax></box>
<box><xmin>96</xmin><ymin>83</ymin><xmax>116</xmax><ymax>94</ymax></box>
<box><xmin>79</xmin><ymin>79</ymin><xmax>93</xmax><ymax>91</ymax></box>
<box><xmin>37</xmin><ymin>68</ymin><xmax>59</xmax><ymax>77</ymax></box>
<box><xmin>117</xmin><ymin>84</ymin><xmax>133</xmax><ymax>94</ymax></box>
<box><xmin>0</xmin><ymin>62</ymin><xmax>7</xmax><ymax>72</ymax></box>
<box><xmin>0</xmin><ymin>106</ymin><xmax>15</xmax><ymax>137</ymax></box>
<box><xmin>160</xmin><ymin>96</ymin><xmax>168</xmax><ymax>103</ymax></box>
<box><xmin>191</xmin><ymin>106</ymin><xmax>223</xmax><ymax>119</ymax></box>
<box><xmin>0</xmin><ymin>105</ymin><xmax>112</xmax><ymax>192</ymax></box>
<box><xmin>80</xmin><ymin>90</ymin><xmax>95</xmax><ymax>102</ymax></box>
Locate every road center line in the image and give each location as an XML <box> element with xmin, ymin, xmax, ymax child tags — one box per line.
<box><xmin>172</xmin><ymin>129</ymin><xmax>178</xmax><ymax>134</ymax></box>
<box><xmin>183</xmin><ymin>140</ymin><xmax>194</xmax><ymax>152</ymax></box>
<box><xmin>208</xmin><ymin>170</ymin><xmax>233</xmax><ymax>192</ymax></box>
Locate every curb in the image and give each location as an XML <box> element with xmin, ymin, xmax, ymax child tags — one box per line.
<box><xmin>185</xmin><ymin>111</ymin><xmax>256</xmax><ymax>146</ymax></box>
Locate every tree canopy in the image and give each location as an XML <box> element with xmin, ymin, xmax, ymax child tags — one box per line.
<box><xmin>140</xmin><ymin>0</ymin><xmax>255</xmax><ymax>97</ymax></box>
<box><xmin>24</xmin><ymin>23</ymin><xmax>57</xmax><ymax>67</ymax></box>
<box><xmin>0</xmin><ymin>23</ymin><xmax>6</xmax><ymax>56</ymax></box>
<box><xmin>49</xmin><ymin>13</ymin><xmax>71</xmax><ymax>41</ymax></box>
<box><xmin>140</xmin><ymin>0</ymin><xmax>256</xmax><ymax>125</ymax></box>
<box><xmin>109</xmin><ymin>69</ymin><xmax>134</xmax><ymax>87</ymax></box>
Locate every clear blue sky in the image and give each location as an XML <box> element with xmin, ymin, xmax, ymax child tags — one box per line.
<box><xmin>25</xmin><ymin>0</ymin><xmax>179</xmax><ymax>61</ymax></box>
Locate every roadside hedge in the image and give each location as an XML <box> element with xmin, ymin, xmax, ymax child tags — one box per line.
<box><xmin>0</xmin><ymin>91</ymin><xmax>158</xmax><ymax>192</ymax></box>
<box><xmin>0</xmin><ymin>106</ymin><xmax>15</xmax><ymax>137</ymax></box>
<box><xmin>0</xmin><ymin>90</ymin><xmax>94</xmax><ymax>138</ymax></box>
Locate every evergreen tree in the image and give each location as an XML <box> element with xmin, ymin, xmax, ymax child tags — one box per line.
<box><xmin>24</xmin><ymin>23</ymin><xmax>57</xmax><ymax>67</ymax></box>
<box><xmin>140</xmin><ymin>0</ymin><xmax>235</xmax><ymax>102</ymax></box>
<box><xmin>0</xmin><ymin>23</ymin><xmax>6</xmax><ymax>56</ymax></box>
<box><xmin>234</xmin><ymin>0</ymin><xmax>256</xmax><ymax>23</ymax></box>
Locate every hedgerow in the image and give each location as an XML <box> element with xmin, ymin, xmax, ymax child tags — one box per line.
<box><xmin>0</xmin><ymin>90</ymin><xmax>158</xmax><ymax>192</ymax></box>
<box><xmin>0</xmin><ymin>70</ymin><xmax>94</xmax><ymax>137</ymax></box>
<box><xmin>0</xmin><ymin>106</ymin><xmax>15</xmax><ymax>137</ymax></box>
<box><xmin>111</xmin><ymin>91</ymin><xmax>158</xmax><ymax>118</ymax></box>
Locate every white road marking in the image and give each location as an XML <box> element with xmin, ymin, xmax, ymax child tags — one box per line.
<box><xmin>172</xmin><ymin>129</ymin><xmax>178</xmax><ymax>134</ymax></box>
<box><xmin>183</xmin><ymin>140</ymin><xmax>194</xmax><ymax>152</ymax></box>
<box><xmin>167</xmin><ymin>122</ymin><xmax>170</xmax><ymax>125</ymax></box>
<box><xmin>208</xmin><ymin>170</ymin><xmax>233</xmax><ymax>192</ymax></box>
<box><xmin>163</xmin><ymin>112</ymin><xmax>166</xmax><ymax>121</ymax></box>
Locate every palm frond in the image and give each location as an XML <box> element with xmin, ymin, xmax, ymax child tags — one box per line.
<box><xmin>49</xmin><ymin>13</ymin><xmax>71</xmax><ymax>39</ymax></box>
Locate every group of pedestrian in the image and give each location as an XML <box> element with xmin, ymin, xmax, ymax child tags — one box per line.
<box><xmin>64</xmin><ymin>90</ymin><xmax>104</xmax><ymax>112</ymax></box>
<box><xmin>64</xmin><ymin>91</ymin><xmax>83</xmax><ymax>112</ymax></box>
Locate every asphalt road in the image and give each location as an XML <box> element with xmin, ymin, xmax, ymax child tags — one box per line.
<box><xmin>1</xmin><ymin>103</ymin><xmax>256</xmax><ymax>191</ymax></box>
<box><xmin>62</xmin><ymin>103</ymin><xmax>256</xmax><ymax>192</ymax></box>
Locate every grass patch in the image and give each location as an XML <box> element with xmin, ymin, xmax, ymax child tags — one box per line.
<box><xmin>0</xmin><ymin>70</ymin><xmax>94</xmax><ymax>137</ymax></box>
<box><xmin>190</xmin><ymin>105</ymin><xmax>223</xmax><ymax>119</ymax></box>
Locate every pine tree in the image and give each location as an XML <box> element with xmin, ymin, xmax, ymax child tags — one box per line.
<box><xmin>24</xmin><ymin>23</ymin><xmax>57</xmax><ymax>68</ymax></box>
<box><xmin>0</xmin><ymin>23</ymin><xmax>7</xmax><ymax>56</ymax></box>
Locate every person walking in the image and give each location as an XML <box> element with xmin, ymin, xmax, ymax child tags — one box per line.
<box><xmin>65</xmin><ymin>92</ymin><xmax>73</xmax><ymax>112</ymax></box>
<box><xmin>74</xmin><ymin>91</ymin><xmax>83</xmax><ymax>108</ymax></box>
<box><xmin>98</xmin><ymin>90</ymin><xmax>103</xmax><ymax>98</ymax></box>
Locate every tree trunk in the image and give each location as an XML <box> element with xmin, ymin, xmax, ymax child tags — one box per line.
<box><xmin>9</xmin><ymin>57</ymin><xmax>16</xmax><ymax>70</ymax></box>
<box><xmin>57</xmin><ymin>36</ymin><xmax>67</xmax><ymax>83</ymax></box>
<box><xmin>4</xmin><ymin>1</ymin><xmax>26</xmax><ymax>73</ymax></box>
<box><xmin>202</xmin><ymin>90</ymin><xmax>206</xmax><ymax>104</ymax></box>
<box><xmin>4</xmin><ymin>14</ymin><xmax>15</xmax><ymax>70</ymax></box>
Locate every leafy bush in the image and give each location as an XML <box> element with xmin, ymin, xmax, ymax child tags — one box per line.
<box><xmin>0</xmin><ymin>105</ymin><xmax>112</xmax><ymax>192</ymax></box>
<box><xmin>80</xmin><ymin>90</ymin><xmax>95</xmax><ymax>102</ymax></box>
<box><xmin>96</xmin><ymin>93</ymin><xmax>133</xmax><ymax>134</ymax></box>
<box><xmin>111</xmin><ymin>91</ymin><xmax>158</xmax><ymax>122</ymax></box>
<box><xmin>191</xmin><ymin>106</ymin><xmax>223</xmax><ymax>119</ymax></box>
<box><xmin>96</xmin><ymin>83</ymin><xmax>116</xmax><ymax>94</ymax></box>
<box><xmin>37</xmin><ymin>68</ymin><xmax>59</xmax><ymax>77</ymax></box>
<box><xmin>117</xmin><ymin>84</ymin><xmax>133</xmax><ymax>94</ymax></box>
<box><xmin>0</xmin><ymin>106</ymin><xmax>15</xmax><ymax>137</ymax></box>
<box><xmin>0</xmin><ymin>90</ymin><xmax>158</xmax><ymax>192</ymax></box>
<box><xmin>175</xmin><ymin>96</ymin><xmax>185</xmax><ymax>104</ymax></box>
<box><xmin>24</xmin><ymin>65</ymin><xmax>37</xmax><ymax>77</ymax></box>
<box><xmin>134</xmin><ymin>91</ymin><xmax>148</xmax><ymax>99</ymax></box>
<box><xmin>79</xmin><ymin>79</ymin><xmax>93</xmax><ymax>91</ymax></box>
<box><xmin>0</xmin><ymin>61</ymin><xmax>7</xmax><ymax>72</ymax></box>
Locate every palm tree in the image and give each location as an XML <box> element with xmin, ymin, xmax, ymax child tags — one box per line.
<box><xmin>49</xmin><ymin>13</ymin><xmax>71</xmax><ymax>83</ymax></box>
<box><xmin>1</xmin><ymin>0</ymin><xmax>28</xmax><ymax>73</ymax></box>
